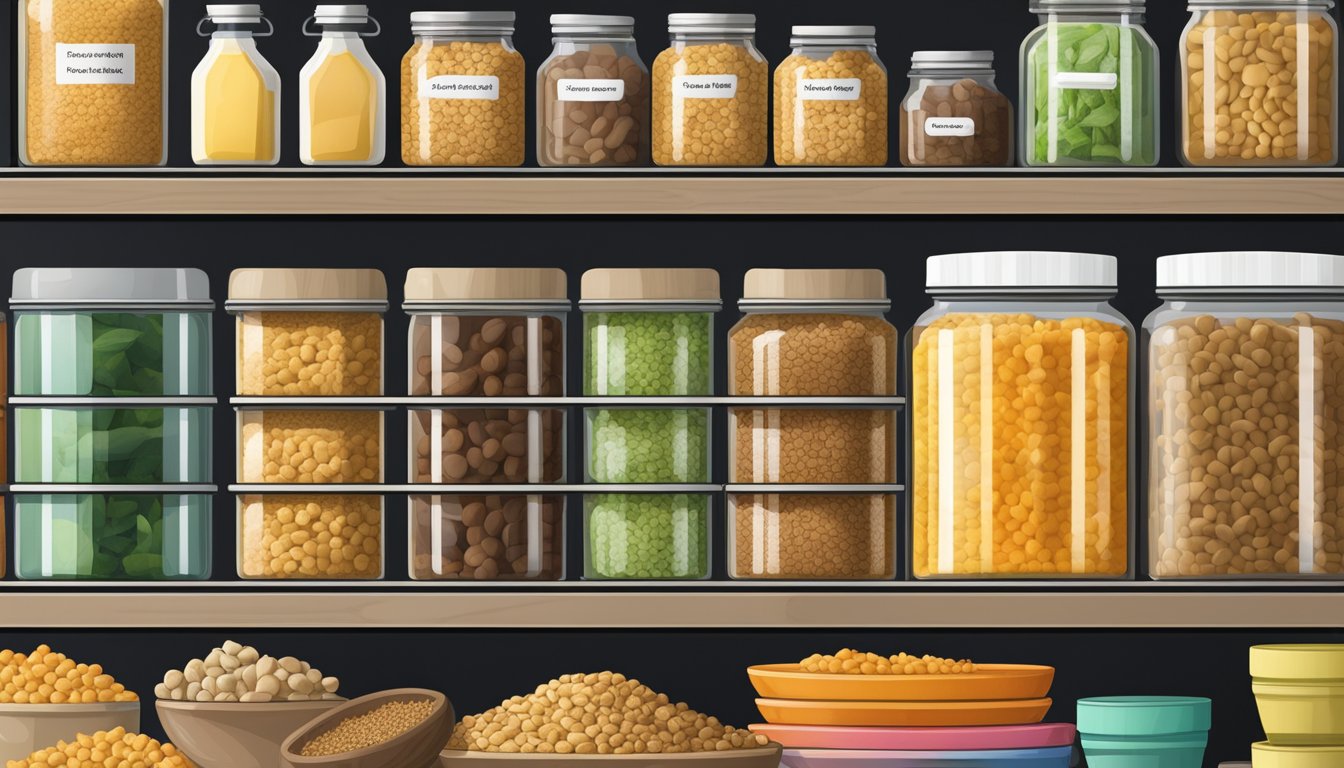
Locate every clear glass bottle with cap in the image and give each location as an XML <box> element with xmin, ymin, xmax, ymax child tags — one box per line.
<box><xmin>192</xmin><ymin>4</ymin><xmax>281</xmax><ymax>166</ymax></box>
<box><xmin>652</xmin><ymin>13</ymin><xmax>768</xmax><ymax>166</ymax></box>
<box><xmin>1180</xmin><ymin>2</ymin><xmax>1337</xmax><ymax>167</ymax></box>
<box><xmin>1020</xmin><ymin>0</ymin><xmax>1159</xmax><ymax>166</ymax></box>
<box><xmin>900</xmin><ymin>51</ymin><xmax>1014</xmax><ymax>167</ymax></box>
<box><xmin>1146</xmin><ymin>252</ymin><xmax>1344</xmax><ymax>578</ymax></box>
<box><xmin>774</xmin><ymin>26</ymin><xmax>888</xmax><ymax>167</ymax></box>
<box><xmin>402</xmin><ymin>11</ymin><xmax>526</xmax><ymax>167</ymax></box>
<box><xmin>911</xmin><ymin>252</ymin><xmax>1133</xmax><ymax>578</ymax></box>
<box><xmin>537</xmin><ymin>15</ymin><xmax>650</xmax><ymax>167</ymax></box>
<box><xmin>299</xmin><ymin>4</ymin><xmax>386</xmax><ymax>166</ymax></box>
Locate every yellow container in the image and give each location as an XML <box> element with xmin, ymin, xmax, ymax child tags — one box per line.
<box><xmin>1251</xmin><ymin>645</ymin><xmax>1344</xmax><ymax>746</ymax></box>
<box><xmin>1253</xmin><ymin>742</ymin><xmax>1344</xmax><ymax>768</ymax></box>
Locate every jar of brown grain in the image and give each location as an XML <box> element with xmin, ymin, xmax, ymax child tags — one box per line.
<box><xmin>900</xmin><ymin>51</ymin><xmax>1013</xmax><ymax>167</ymax></box>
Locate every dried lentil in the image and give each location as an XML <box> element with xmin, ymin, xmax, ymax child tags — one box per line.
<box><xmin>411</xmin><ymin>495</ymin><xmax>563</xmax><ymax>580</ymax></box>
<box><xmin>0</xmin><ymin>645</ymin><xmax>137</xmax><ymax>704</ymax></box>
<box><xmin>239</xmin><ymin>495</ymin><xmax>383</xmax><ymax>579</ymax></box>
<box><xmin>156</xmin><ymin>641</ymin><xmax>340</xmax><ymax>703</ymax></box>
<box><xmin>800</xmin><ymin>649</ymin><xmax>976</xmax><ymax>676</ymax></box>
<box><xmin>237</xmin><ymin>312</ymin><xmax>382</xmax><ymax>396</ymax></box>
<box><xmin>302</xmin><ymin>699</ymin><xmax>434</xmax><ymax>756</ymax></box>
<box><xmin>584</xmin><ymin>312</ymin><xmax>713</xmax><ymax>396</ymax></box>
<box><xmin>412</xmin><ymin>409</ymin><xmax>563</xmax><ymax>484</ymax></box>
<box><xmin>6</xmin><ymin>728</ymin><xmax>191</xmax><ymax>768</ymax></box>
<box><xmin>731</xmin><ymin>493</ymin><xmax>895</xmax><ymax>579</ymax></box>
<box><xmin>729</xmin><ymin>314</ymin><xmax>898</xmax><ymax>396</ymax></box>
<box><xmin>774</xmin><ymin>50</ymin><xmax>888</xmax><ymax>166</ymax></box>
<box><xmin>239</xmin><ymin>410</ymin><xmax>382</xmax><ymax>484</ymax></box>
<box><xmin>401</xmin><ymin>41</ymin><xmax>526</xmax><ymax>167</ymax></box>
<box><xmin>585</xmin><ymin>494</ymin><xmax>709</xmax><ymax>579</ymax></box>
<box><xmin>731</xmin><ymin>409</ymin><xmax>897</xmax><ymax>484</ymax></box>
<box><xmin>411</xmin><ymin>315</ymin><xmax>564</xmax><ymax>397</ymax></box>
<box><xmin>652</xmin><ymin>44</ymin><xmax>768</xmax><ymax>166</ymax></box>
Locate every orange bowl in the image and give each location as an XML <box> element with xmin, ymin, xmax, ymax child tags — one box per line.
<box><xmin>747</xmin><ymin>664</ymin><xmax>1054</xmax><ymax>703</ymax></box>
<box><xmin>754</xmin><ymin>697</ymin><xmax>1053</xmax><ymax>728</ymax></box>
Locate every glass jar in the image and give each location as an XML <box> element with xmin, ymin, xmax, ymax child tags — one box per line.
<box><xmin>538</xmin><ymin>15</ymin><xmax>650</xmax><ymax>167</ymax></box>
<box><xmin>652</xmin><ymin>13</ymin><xmax>768</xmax><ymax>166</ymax></box>
<box><xmin>229</xmin><ymin>268</ymin><xmax>387</xmax><ymax>397</ymax></box>
<box><xmin>911</xmin><ymin>252</ymin><xmax>1133</xmax><ymax>578</ymax></box>
<box><xmin>410</xmin><ymin>494</ymin><xmax>564</xmax><ymax>580</ymax></box>
<box><xmin>1147</xmin><ymin>252</ymin><xmax>1344</xmax><ymax>578</ymax></box>
<box><xmin>411</xmin><ymin>408</ymin><xmax>564</xmax><ymax>484</ymax></box>
<box><xmin>900</xmin><ymin>51</ymin><xmax>1014</xmax><ymax>167</ymax></box>
<box><xmin>1020</xmin><ymin>0</ymin><xmax>1159</xmax><ymax>167</ymax></box>
<box><xmin>729</xmin><ymin>490</ymin><xmax>897</xmax><ymax>580</ymax></box>
<box><xmin>19</xmin><ymin>0</ymin><xmax>168</xmax><ymax>166</ymax></box>
<box><xmin>299</xmin><ymin>4</ymin><xmax>386</xmax><ymax>166</ymax></box>
<box><xmin>15</xmin><ymin>492</ymin><xmax>211</xmax><ymax>580</ymax></box>
<box><xmin>237</xmin><ymin>493</ymin><xmax>383</xmax><ymax>579</ymax></box>
<box><xmin>405</xmin><ymin>268</ymin><xmax>568</xmax><ymax>398</ymax></box>
<box><xmin>1180</xmin><ymin>1</ymin><xmax>1337</xmax><ymax>166</ymax></box>
<box><xmin>582</xmin><ymin>268</ymin><xmax>719</xmax><ymax>396</ymax></box>
<box><xmin>584</xmin><ymin>492</ymin><xmax>711</xmax><ymax>579</ymax></box>
<box><xmin>16</xmin><ymin>406</ymin><xmax>212</xmax><ymax>484</ymax></box>
<box><xmin>401</xmin><ymin>11</ymin><xmax>525</xmax><ymax>167</ymax></box>
<box><xmin>12</xmin><ymin>268</ymin><xmax>213</xmax><ymax>397</ymax></box>
<box><xmin>586</xmin><ymin>407</ymin><xmax>711</xmax><ymax>484</ymax></box>
<box><xmin>774</xmin><ymin>26</ymin><xmax>888</xmax><ymax>167</ymax></box>
<box><xmin>730</xmin><ymin>408</ymin><xmax>897</xmax><ymax>484</ymax></box>
<box><xmin>192</xmin><ymin>4</ymin><xmax>280</xmax><ymax>166</ymax></box>
<box><xmin>238</xmin><ymin>409</ymin><xmax>384</xmax><ymax>484</ymax></box>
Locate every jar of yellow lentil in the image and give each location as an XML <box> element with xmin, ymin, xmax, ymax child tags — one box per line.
<box><xmin>774</xmin><ymin>26</ymin><xmax>889</xmax><ymax>167</ymax></box>
<box><xmin>652</xmin><ymin>13</ymin><xmax>769</xmax><ymax>167</ymax></box>
<box><xmin>228</xmin><ymin>269</ymin><xmax>387</xmax><ymax>397</ymax></box>
<box><xmin>401</xmin><ymin>11</ymin><xmax>526</xmax><ymax>167</ymax></box>
<box><xmin>237</xmin><ymin>493</ymin><xmax>383</xmax><ymax>579</ymax></box>
<box><xmin>911</xmin><ymin>252</ymin><xmax>1133</xmax><ymax>579</ymax></box>
<box><xmin>19</xmin><ymin>0</ymin><xmax>169</xmax><ymax>166</ymax></box>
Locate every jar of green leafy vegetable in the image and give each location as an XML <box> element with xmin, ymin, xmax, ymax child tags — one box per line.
<box><xmin>11</xmin><ymin>268</ymin><xmax>213</xmax><ymax>397</ymax></box>
<box><xmin>1020</xmin><ymin>0</ymin><xmax>1159</xmax><ymax>167</ymax></box>
<box><xmin>14</xmin><ymin>406</ymin><xmax>213</xmax><ymax>484</ymax></box>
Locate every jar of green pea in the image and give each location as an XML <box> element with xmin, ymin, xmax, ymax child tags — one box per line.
<box><xmin>583</xmin><ymin>492</ymin><xmax>711</xmax><ymax>579</ymax></box>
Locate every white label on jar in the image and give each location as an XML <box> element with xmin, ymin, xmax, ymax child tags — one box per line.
<box><xmin>420</xmin><ymin>74</ymin><xmax>500</xmax><ymax>100</ymax></box>
<box><xmin>798</xmin><ymin>78</ymin><xmax>862</xmax><ymax>101</ymax></box>
<box><xmin>924</xmin><ymin>117</ymin><xmax>976</xmax><ymax>137</ymax></box>
<box><xmin>558</xmin><ymin>78</ymin><xmax>626</xmax><ymax>102</ymax></box>
<box><xmin>55</xmin><ymin>44</ymin><xmax>136</xmax><ymax>85</ymax></box>
<box><xmin>1051</xmin><ymin>72</ymin><xmax>1118</xmax><ymax>90</ymax></box>
<box><xmin>673</xmin><ymin>74</ymin><xmax>738</xmax><ymax>98</ymax></box>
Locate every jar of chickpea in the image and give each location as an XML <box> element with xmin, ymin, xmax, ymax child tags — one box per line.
<box><xmin>237</xmin><ymin>494</ymin><xmax>383</xmax><ymax>579</ymax></box>
<box><xmin>401</xmin><ymin>11</ymin><xmax>526</xmax><ymax>167</ymax></box>
<box><xmin>910</xmin><ymin>252</ymin><xmax>1134</xmax><ymax>579</ymax></box>
<box><xmin>1180</xmin><ymin>1</ymin><xmax>1337</xmax><ymax>166</ymax></box>
<box><xmin>653</xmin><ymin>14</ymin><xmax>768</xmax><ymax>166</ymax></box>
<box><xmin>775</xmin><ymin>26</ymin><xmax>889</xmax><ymax>166</ymax></box>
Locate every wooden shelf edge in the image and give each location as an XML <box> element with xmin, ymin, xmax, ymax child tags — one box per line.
<box><xmin>3</xmin><ymin>591</ymin><xmax>1339</xmax><ymax>629</ymax></box>
<box><xmin>0</xmin><ymin>176</ymin><xmax>1340</xmax><ymax>215</ymax></box>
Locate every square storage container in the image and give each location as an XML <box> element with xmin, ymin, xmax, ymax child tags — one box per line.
<box><xmin>410</xmin><ymin>494</ymin><xmax>564</xmax><ymax>580</ymax></box>
<box><xmin>15</xmin><ymin>406</ymin><xmax>212</xmax><ymax>484</ymax></box>
<box><xmin>730</xmin><ymin>408</ymin><xmax>897</xmax><ymax>484</ymax></box>
<box><xmin>586</xmin><ymin>407</ymin><xmax>711</xmax><ymax>484</ymax></box>
<box><xmin>237</xmin><ymin>493</ymin><xmax>383</xmax><ymax>579</ymax></box>
<box><xmin>229</xmin><ymin>268</ymin><xmax>387</xmax><ymax>397</ymax></box>
<box><xmin>14</xmin><ymin>492</ymin><xmax>211</xmax><ymax>580</ymax></box>
<box><xmin>238</xmin><ymin>408</ymin><xmax>384</xmax><ymax>484</ymax></box>
<box><xmin>584</xmin><ymin>492</ymin><xmax>711</xmax><ymax>580</ymax></box>
<box><xmin>730</xmin><ymin>490</ymin><xmax>897</xmax><ymax>580</ymax></box>
<box><xmin>411</xmin><ymin>408</ymin><xmax>564</xmax><ymax>484</ymax></box>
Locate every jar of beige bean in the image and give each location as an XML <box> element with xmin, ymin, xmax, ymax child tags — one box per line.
<box><xmin>1147</xmin><ymin>252</ymin><xmax>1344</xmax><ymax>578</ymax></box>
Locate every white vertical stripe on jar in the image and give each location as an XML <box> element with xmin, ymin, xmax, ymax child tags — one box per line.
<box><xmin>527</xmin><ymin>410</ymin><xmax>542</xmax><ymax>482</ymax></box>
<box><xmin>431</xmin><ymin>315</ymin><xmax>443</xmax><ymax>396</ymax></box>
<box><xmin>524</xmin><ymin>495</ymin><xmax>543</xmax><ymax>578</ymax></box>
<box><xmin>1300</xmin><ymin>326</ymin><xmax>1317</xmax><ymax>573</ymax></box>
<box><xmin>937</xmin><ymin>328</ymin><xmax>955</xmax><ymax>574</ymax></box>
<box><xmin>595</xmin><ymin>322</ymin><xmax>609</xmax><ymax>395</ymax></box>
<box><xmin>1096</xmin><ymin>335</ymin><xmax>1113</xmax><ymax>569</ymax></box>
<box><xmin>1072</xmin><ymin>327</ymin><xmax>1086</xmax><ymax>573</ymax></box>
<box><xmin>791</xmin><ymin>65</ymin><xmax>807</xmax><ymax>160</ymax></box>
<box><xmin>671</xmin><ymin>59</ymin><xmax>689</xmax><ymax>162</ymax></box>
<box><xmin>429</xmin><ymin>494</ymin><xmax>445</xmax><ymax>577</ymax></box>
<box><xmin>178</xmin><ymin>313</ymin><xmax>190</xmax><ymax>395</ymax></box>
<box><xmin>1295</xmin><ymin>15</ymin><xmax>1310</xmax><ymax>162</ymax></box>
<box><xmin>178</xmin><ymin>407</ymin><xmax>190</xmax><ymax>483</ymax></box>
<box><xmin>242</xmin><ymin>413</ymin><xmax>263</xmax><ymax>482</ymax></box>
<box><xmin>1201</xmin><ymin>24</ymin><xmax>1217</xmax><ymax>161</ymax></box>
<box><xmin>752</xmin><ymin>330</ymin><xmax>784</xmax><ymax>396</ymax></box>
<box><xmin>869</xmin><ymin>494</ymin><xmax>884</xmax><ymax>575</ymax></box>
<box><xmin>981</xmin><ymin>324</ymin><xmax>994</xmax><ymax>570</ymax></box>
<box><xmin>672</xmin><ymin>499</ymin><xmax>690</xmax><ymax>574</ymax></box>
<box><xmin>430</xmin><ymin>410</ymin><xmax>443</xmax><ymax>483</ymax></box>
<box><xmin>1120</xmin><ymin>25</ymin><xmax>1134</xmax><ymax>163</ymax></box>
<box><xmin>526</xmin><ymin>317</ymin><xmax>542</xmax><ymax>395</ymax></box>
<box><xmin>41</xmin><ymin>497</ymin><xmax>54</xmax><ymax>577</ymax></box>
<box><xmin>176</xmin><ymin>495</ymin><xmax>191</xmax><ymax>578</ymax></box>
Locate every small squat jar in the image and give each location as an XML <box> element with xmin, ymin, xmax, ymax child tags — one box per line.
<box><xmin>652</xmin><ymin>13</ymin><xmax>768</xmax><ymax>166</ymax></box>
<box><xmin>1147</xmin><ymin>252</ymin><xmax>1344</xmax><ymax>578</ymax></box>
<box><xmin>900</xmin><ymin>51</ymin><xmax>1013</xmax><ymax>167</ymax></box>
<box><xmin>538</xmin><ymin>14</ymin><xmax>650</xmax><ymax>167</ymax></box>
<box><xmin>911</xmin><ymin>252</ymin><xmax>1133</xmax><ymax>578</ymax></box>
<box><xmin>775</xmin><ymin>26</ymin><xmax>889</xmax><ymax>166</ymax></box>
<box><xmin>402</xmin><ymin>11</ymin><xmax>526</xmax><ymax>167</ymax></box>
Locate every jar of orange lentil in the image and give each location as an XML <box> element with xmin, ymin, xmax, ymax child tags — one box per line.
<box><xmin>401</xmin><ymin>11</ymin><xmax>526</xmax><ymax>167</ymax></box>
<box><xmin>910</xmin><ymin>252</ymin><xmax>1133</xmax><ymax>579</ymax></box>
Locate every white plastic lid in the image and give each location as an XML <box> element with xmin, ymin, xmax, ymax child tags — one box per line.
<box><xmin>551</xmin><ymin>14</ymin><xmax>635</xmax><ymax>35</ymax></box>
<box><xmin>911</xmin><ymin>51</ymin><xmax>995</xmax><ymax>69</ymax></box>
<box><xmin>411</xmin><ymin>11</ymin><xmax>516</xmax><ymax>35</ymax></box>
<box><xmin>314</xmin><ymin>4</ymin><xmax>369</xmax><ymax>24</ymax></box>
<box><xmin>790</xmin><ymin>26</ymin><xmax>876</xmax><ymax>46</ymax></box>
<box><xmin>668</xmin><ymin>13</ymin><xmax>756</xmax><ymax>35</ymax></box>
<box><xmin>207</xmin><ymin>4</ymin><xmax>263</xmax><ymax>23</ymax></box>
<box><xmin>11</xmin><ymin>268</ymin><xmax>213</xmax><ymax>307</ymax></box>
<box><xmin>1157</xmin><ymin>252</ymin><xmax>1344</xmax><ymax>292</ymax></box>
<box><xmin>1190</xmin><ymin>1</ymin><xmax>1330</xmax><ymax>7</ymax></box>
<box><xmin>926</xmin><ymin>252</ymin><xmax>1118</xmax><ymax>291</ymax></box>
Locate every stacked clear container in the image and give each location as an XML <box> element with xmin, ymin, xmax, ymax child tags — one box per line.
<box><xmin>10</xmin><ymin>268</ymin><xmax>215</xmax><ymax>580</ymax></box>
<box><xmin>1147</xmin><ymin>252</ymin><xmax>1344</xmax><ymax>578</ymax></box>
<box><xmin>581</xmin><ymin>269</ymin><xmax>719</xmax><ymax>580</ymax></box>
<box><xmin>727</xmin><ymin>270</ymin><xmax>900</xmax><ymax>580</ymax></box>
<box><xmin>229</xmin><ymin>268</ymin><xmax>388</xmax><ymax>580</ymax></box>
<box><xmin>910</xmin><ymin>252</ymin><xmax>1134</xmax><ymax>579</ymax></box>
<box><xmin>405</xmin><ymin>268</ymin><xmax>570</xmax><ymax>580</ymax></box>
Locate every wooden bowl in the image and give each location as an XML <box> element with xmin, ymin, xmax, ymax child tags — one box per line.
<box><xmin>0</xmin><ymin>702</ymin><xmax>139</xmax><ymax>763</ymax></box>
<box><xmin>281</xmin><ymin>688</ymin><xmax>452</xmax><ymax>768</ymax></box>
<box><xmin>157</xmin><ymin>699</ymin><xmax>345</xmax><ymax>768</ymax></box>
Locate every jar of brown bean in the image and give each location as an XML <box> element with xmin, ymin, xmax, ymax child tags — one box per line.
<box><xmin>411</xmin><ymin>408</ymin><xmax>564</xmax><ymax>484</ymax></box>
<box><xmin>230</xmin><ymin>269</ymin><xmax>387</xmax><ymax>397</ymax></box>
<box><xmin>410</xmin><ymin>494</ymin><xmax>563</xmax><ymax>580</ymax></box>
<box><xmin>1147</xmin><ymin>252</ymin><xmax>1344</xmax><ymax>578</ymax></box>
<box><xmin>405</xmin><ymin>268</ymin><xmax>568</xmax><ymax>398</ymax></box>
<box><xmin>729</xmin><ymin>491</ymin><xmax>896</xmax><ymax>580</ymax></box>
<box><xmin>775</xmin><ymin>26</ymin><xmax>888</xmax><ymax>167</ymax></box>
<box><xmin>401</xmin><ymin>12</ymin><xmax>525</xmax><ymax>167</ymax></box>
<box><xmin>653</xmin><ymin>14</ymin><xmax>768</xmax><ymax>167</ymax></box>
<box><xmin>900</xmin><ymin>51</ymin><xmax>1013</xmax><ymax>167</ymax></box>
<box><xmin>538</xmin><ymin>15</ymin><xmax>650</xmax><ymax>167</ymax></box>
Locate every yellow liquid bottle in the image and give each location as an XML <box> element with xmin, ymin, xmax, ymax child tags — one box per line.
<box><xmin>191</xmin><ymin>8</ymin><xmax>281</xmax><ymax>166</ymax></box>
<box><xmin>300</xmin><ymin>7</ymin><xmax>386</xmax><ymax>166</ymax></box>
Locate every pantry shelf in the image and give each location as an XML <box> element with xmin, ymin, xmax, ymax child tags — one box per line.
<box><xmin>2</xmin><ymin>173</ymin><xmax>1344</xmax><ymax>215</ymax></box>
<box><xmin>0</xmin><ymin>589</ymin><xmax>1340</xmax><ymax>629</ymax></box>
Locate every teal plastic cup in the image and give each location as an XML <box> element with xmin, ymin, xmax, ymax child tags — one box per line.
<box><xmin>1078</xmin><ymin>696</ymin><xmax>1211</xmax><ymax>768</ymax></box>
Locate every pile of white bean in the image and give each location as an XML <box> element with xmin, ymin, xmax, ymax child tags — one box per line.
<box><xmin>154</xmin><ymin>641</ymin><xmax>340</xmax><ymax>703</ymax></box>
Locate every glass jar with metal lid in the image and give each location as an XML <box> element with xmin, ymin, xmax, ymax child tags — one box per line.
<box><xmin>1147</xmin><ymin>252</ymin><xmax>1344</xmax><ymax>578</ymax></box>
<box><xmin>192</xmin><ymin>4</ymin><xmax>281</xmax><ymax>166</ymax></box>
<box><xmin>775</xmin><ymin>26</ymin><xmax>888</xmax><ymax>167</ymax></box>
<box><xmin>299</xmin><ymin>4</ymin><xmax>387</xmax><ymax>166</ymax></box>
<box><xmin>911</xmin><ymin>252</ymin><xmax>1133</xmax><ymax>578</ymax></box>
<box><xmin>900</xmin><ymin>51</ymin><xmax>1014</xmax><ymax>167</ymax></box>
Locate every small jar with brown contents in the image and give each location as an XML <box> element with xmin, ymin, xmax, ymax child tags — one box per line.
<box><xmin>653</xmin><ymin>14</ymin><xmax>768</xmax><ymax>166</ymax></box>
<box><xmin>401</xmin><ymin>12</ymin><xmax>525</xmax><ymax>167</ymax></box>
<box><xmin>900</xmin><ymin>51</ymin><xmax>1013</xmax><ymax>167</ymax></box>
<box><xmin>775</xmin><ymin>26</ymin><xmax>888</xmax><ymax>166</ymax></box>
<box><xmin>729</xmin><ymin>491</ymin><xmax>896</xmax><ymax>580</ymax></box>
<box><xmin>538</xmin><ymin>15</ymin><xmax>650</xmax><ymax>167</ymax></box>
<box><xmin>1147</xmin><ymin>252</ymin><xmax>1344</xmax><ymax>578</ymax></box>
<box><xmin>230</xmin><ymin>269</ymin><xmax>387</xmax><ymax>397</ymax></box>
<box><xmin>238</xmin><ymin>494</ymin><xmax>383</xmax><ymax>579</ymax></box>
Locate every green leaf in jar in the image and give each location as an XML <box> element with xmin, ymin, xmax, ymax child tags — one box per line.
<box><xmin>121</xmin><ymin>553</ymin><xmax>164</xmax><ymax>579</ymax></box>
<box><xmin>1079</xmin><ymin>104</ymin><xmax>1120</xmax><ymax>128</ymax></box>
<box><xmin>135</xmin><ymin>515</ymin><xmax>153</xmax><ymax>554</ymax></box>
